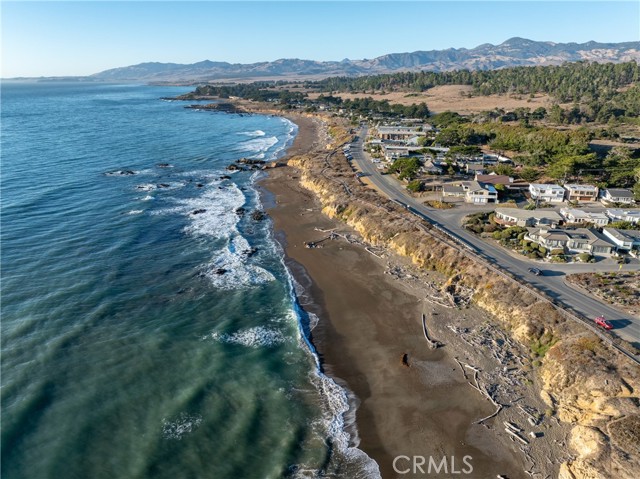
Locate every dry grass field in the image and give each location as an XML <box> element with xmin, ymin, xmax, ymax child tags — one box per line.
<box><xmin>307</xmin><ymin>84</ymin><xmax>568</xmax><ymax>114</ymax></box>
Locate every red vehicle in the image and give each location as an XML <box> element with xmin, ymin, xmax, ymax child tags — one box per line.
<box><xmin>594</xmin><ymin>316</ymin><xmax>613</xmax><ymax>330</ymax></box>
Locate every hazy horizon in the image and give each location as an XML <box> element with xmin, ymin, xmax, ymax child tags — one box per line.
<box><xmin>2</xmin><ymin>1</ymin><xmax>639</xmax><ymax>78</ymax></box>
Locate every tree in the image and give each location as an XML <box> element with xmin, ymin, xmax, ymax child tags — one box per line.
<box><xmin>519</xmin><ymin>166</ymin><xmax>540</xmax><ymax>182</ymax></box>
<box><xmin>604</xmin><ymin>147</ymin><xmax>638</xmax><ymax>187</ymax></box>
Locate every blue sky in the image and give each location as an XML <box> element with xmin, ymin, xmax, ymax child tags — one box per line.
<box><xmin>2</xmin><ymin>1</ymin><xmax>639</xmax><ymax>77</ymax></box>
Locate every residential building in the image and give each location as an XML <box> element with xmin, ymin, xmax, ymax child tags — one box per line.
<box><xmin>601</xmin><ymin>188</ymin><xmax>635</xmax><ymax>205</ymax></box>
<box><xmin>475</xmin><ymin>174</ymin><xmax>513</xmax><ymax>186</ymax></box>
<box><xmin>526</xmin><ymin>227</ymin><xmax>615</xmax><ymax>256</ymax></box>
<box><xmin>421</xmin><ymin>159</ymin><xmax>443</xmax><ymax>175</ymax></box>
<box><xmin>466</xmin><ymin>164</ymin><xmax>486</xmax><ymax>175</ymax></box>
<box><xmin>602</xmin><ymin>228</ymin><xmax>640</xmax><ymax>252</ymax></box>
<box><xmin>377</xmin><ymin>126</ymin><xmax>427</xmax><ymax>141</ymax></box>
<box><xmin>441</xmin><ymin>185</ymin><xmax>465</xmax><ymax>198</ymax></box>
<box><xmin>563</xmin><ymin>184</ymin><xmax>599</xmax><ymax>202</ymax></box>
<box><xmin>494</xmin><ymin>208</ymin><xmax>562</xmax><ymax>227</ymax></box>
<box><xmin>462</xmin><ymin>181</ymin><xmax>498</xmax><ymax>204</ymax></box>
<box><xmin>529</xmin><ymin>183</ymin><xmax>565</xmax><ymax>203</ymax></box>
<box><xmin>559</xmin><ymin>208</ymin><xmax>609</xmax><ymax>226</ymax></box>
<box><xmin>606</xmin><ymin>209</ymin><xmax>640</xmax><ymax>224</ymax></box>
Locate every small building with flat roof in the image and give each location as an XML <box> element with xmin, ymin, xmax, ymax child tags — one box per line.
<box><xmin>494</xmin><ymin>208</ymin><xmax>562</xmax><ymax>227</ymax></box>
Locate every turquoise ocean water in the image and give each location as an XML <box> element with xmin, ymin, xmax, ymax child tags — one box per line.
<box><xmin>1</xmin><ymin>82</ymin><xmax>378</xmax><ymax>479</ymax></box>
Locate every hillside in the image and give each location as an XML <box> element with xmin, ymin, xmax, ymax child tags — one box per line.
<box><xmin>90</xmin><ymin>38</ymin><xmax>640</xmax><ymax>82</ymax></box>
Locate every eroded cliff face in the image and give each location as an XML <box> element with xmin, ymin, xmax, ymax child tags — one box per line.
<box><xmin>285</xmin><ymin>119</ymin><xmax>640</xmax><ymax>479</ymax></box>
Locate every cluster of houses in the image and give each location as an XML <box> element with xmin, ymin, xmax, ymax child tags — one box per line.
<box><xmin>529</xmin><ymin>183</ymin><xmax>636</xmax><ymax>206</ymax></box>
<box><xmin>493</xmin><ymin>207</ymin><xmax>640</xmax><ymax>257</ymax></box>
<box><xmin>370</xmin><ymin>123</ymin><xmax>518</xmax><ymax>184</ymax></box>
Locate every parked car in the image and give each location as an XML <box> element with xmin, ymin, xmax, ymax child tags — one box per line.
<box><xmin>594</xmin><ymin>315</ymin><xmax>613</xmax><ymax>330</ymax></box>
<box><xmin>528</xmin><ymin>268</ymin><xmax>542</xmax><ymax>276</ymax></box>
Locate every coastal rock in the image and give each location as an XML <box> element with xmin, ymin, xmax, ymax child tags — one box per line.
<box><xmin>106</xmin><ymin>169</ymin><xmax>136</xmax><ymax>176</ymax></box>
<box><xmin>156</xmin><ymin>163</ymin><xmax>172</xmax><ymax>168</ymax></box>
<box><xmin>235</xmin><ymin>207</ymin><xmax>246</xmax><ymax>217</ymax></box>
<box><xmin>226</xmin><ymin>164</ymin><xmax>245</xmax><ymax>172</ymax></box>
<box><xmin>190</xmin><ymin>209</ymin><xmax>207</xmax><ymax>215</ymax></box>
<box><xmin>157</xmin><ymin>183</ymin><xmax>170</xmax><ymax>188</ymax></box>
<box><xmin>251</xmin><ymin>210</ymin><xmax>266</xmax><ymax>221</ymax></box>
<box><xmin>219</xmin><ymin>175</ymin><xmax>231</xmax><ymax>180</ymax></box>
<box><xmin>196</xmin><ymin>183</ymin><xmax>204</xmax><ymax>188</ymax></box>
<box><xmin>237</xmin><ymin>158</ymin><xmax>266</xmax><ymax>165</ymax></box>
<box><xmin>213</xmin><ymin>268</ymin><xmax>227</xmax><ymax>275</ymax></box>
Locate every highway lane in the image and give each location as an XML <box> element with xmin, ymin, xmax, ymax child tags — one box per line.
<box><xmin>349</xmin><ymin>127</ymin><xmax>640</xmax><ymax>347</ymax></box>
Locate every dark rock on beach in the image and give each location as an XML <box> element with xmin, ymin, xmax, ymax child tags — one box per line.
<box><xmin>226</xmin><ymin>164</ymin><xmax>245</xmax><ymax>172</ymax></box>
<box><xmin>251</xmin><ymin>210</ymin><xmax>267</xmax><ymax>221</ymax></box>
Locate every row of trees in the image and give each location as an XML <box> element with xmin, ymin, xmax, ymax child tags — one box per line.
<box><xmin>310</xmin><ymin>61</ymin><xmax>638</xmax><ymax>101</ymax></box>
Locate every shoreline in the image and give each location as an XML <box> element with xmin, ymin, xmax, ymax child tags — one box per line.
<box><xmin>258</xmin><ymin>112</ymin><xmax>548</xmax><ymax>478</ymax></box>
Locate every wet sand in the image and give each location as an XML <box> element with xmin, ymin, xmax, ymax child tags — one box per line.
<box><xmin>260</xmin><ymin>114</ymin><xmax>526</xmax><ymax>478</ymax></box>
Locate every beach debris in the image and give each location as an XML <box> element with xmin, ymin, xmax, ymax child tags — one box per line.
<box><xmin>422</xmin><ymin>314</ymin><xmax>443</xmax><ymax>349</ymax></box>
<box><xmin>504</xmin><ymin>421</ymin><xmax>523</xmax><ymax>433</ymax></box>
<box><xmin>401</xmin><ymin>353</ymin><xmax>410</xmax><ymax>367</ymax></box>
<box><xmin>504</xmin><ymin>427</ymin><xmax>529</xmax><ymax>445</ymax></box>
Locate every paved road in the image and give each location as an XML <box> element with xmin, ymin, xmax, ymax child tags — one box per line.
<box><xmin>349</xmin><ymin>127</ymin><xmax>640</xmax><ymax>348</ymax></box>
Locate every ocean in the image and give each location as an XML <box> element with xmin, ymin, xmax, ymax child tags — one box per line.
<box><xmin>1</xmin><ymin>82</ymin><xmax>378</xmax><ymax>479</ymax></box>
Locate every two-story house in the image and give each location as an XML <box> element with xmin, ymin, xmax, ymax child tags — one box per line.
<box><xmin>563</xmin><ymin>184</ymin><xmax>599</xmax><ymax>203</ymax></box>
<box><xmin>529</xmin><ymin>183</ymin><xmax>565</xmax><ymax>203</ymax></box>
<box><xmin>461</xmin><ymin>181</ymin><xmax>498</xmax><ymax>204</ymax></box>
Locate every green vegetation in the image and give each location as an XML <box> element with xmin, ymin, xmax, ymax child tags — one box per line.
<box><xmin>406</xmin><ymin>179</ymin><xmax>424</xmax><ymax>192</ymax></box>
<box><xmin>531</xmin><ymin>331</ymin><xmax>558</xmax><ymax>359</ymax></box>
<box><xmin>389</xmin><ymin>157</ymin><xmax>421</xmax><ymax>180</ymax></box>
<box><xmin>578</xmin><ymin>253</ymin><xmax>595</xmax><ymax>263</ymax></box>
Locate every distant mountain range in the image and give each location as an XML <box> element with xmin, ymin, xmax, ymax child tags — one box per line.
<box><xmin>91</xmin><ymin>37</ymin><xmax>639</xmax><ymax>82</ymax></box>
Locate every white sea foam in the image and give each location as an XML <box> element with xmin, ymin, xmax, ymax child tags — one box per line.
<box><xmin>127</xmin><ymin>210</ymin><xmax>144</xmax><ymax>215</ymax></box>
<box><xmin>152</xmin><ymin>181</ymin><xmax>245</xmax><ymax>240</ymax></box>
<box><xmin>239</xmin><ymin>130</ymin><xmax>266</xmax><ymax>137</ymax></box>
<box><xmin>241</xmin><ymin>135</ymin><xmax>279</xmax><ymax>154</ymax></box>
<box><xmin>162</xmin><ymin>413</ymin><xmax>203</xmax><ymax>440</ymax></box>
<box><xmin>207</xmin><ymin>326</ymin><xmax>286</xmax><ymax>348</ymax></box>
<box><xmin>204</xmin><ymin>242</ymin><xmax>275</xmax><ymax>290</ymax></box>
<box><xmin>276</xmin><ymin>234</ymin><xmax>381</xmax><ymax>478</ymax></box>
<box><xmin>139</xmin><ymin>195</ymin><xmax>154</xmax><ymax>201</ymax></box>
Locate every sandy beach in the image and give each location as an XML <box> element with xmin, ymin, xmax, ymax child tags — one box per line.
<box><xmin>258</xmin><ymin>114</ymin><xmax>560</xmax><ymax>478</ymax></box>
